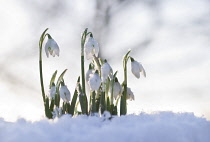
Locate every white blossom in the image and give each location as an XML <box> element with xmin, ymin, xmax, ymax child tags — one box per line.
<box><xmin>109</xmin><ymin>80</ymin><xmax>122</xmax><ymax>99</ymax></box>
<box><xmin>101</xmin><ymin>61</ymin><xmax>112</xmax><ymax>82</ymax></box>
<box><xmin>126</xmin><ymin>87</ymin><xmax>135</xmax><ymax>101</ymax></box>
<box><xmin>60</xmin><ymin>85</ymin><xmax>71</xmax><ymax>102</ymax></box>
<box><xmin>45</xmin><ymin>37</ymin><xmax>60</xmax><ymax>58</ymax></box>
<box><xmin>48</xmin><ymin>84</ymin><xmax>56</xmax><ymax>99</ymax></box>
<box><xmin>86</xmin><ymin>69</ymin><xmax>94</xmax><ymax>82</ymax></box>
<box><xmin>52</xmin><ymin>107</ymin><xmax>62</xmax><ymax>119</ymax></box>
<box><xmin>131</xmin><ymin>60</ymin><xmax>146</xmax><ymax>79</ymax></box>
<box><xmin>88</xmin><ymin>71</ymin><xmax>101</xmax><ymax>91</ymax></box>
<box><xmin>84</xmin><ymin>37</ymin><xmax>99</xmax><ymax>60</ymax></box>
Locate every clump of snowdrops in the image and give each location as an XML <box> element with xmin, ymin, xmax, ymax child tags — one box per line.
<box><xmin>39</xmin><ymin>28</ymin><xmax>146</xmax><ymax>119</ymax></box>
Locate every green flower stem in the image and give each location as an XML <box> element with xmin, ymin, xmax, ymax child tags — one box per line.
<box><xmin>93</xmin><ymin>55</ymin><xmax>101</xmax><ymax>76</ymax></box>
<box><xmin>39</xmin><ymin>28</ymin><xmax>49</xmax><ymax>103</ymax></box>
<box><xmin>81</xmin><ymin>28</ymin><xmax>88</xmax><ymax>96</ymax></box>
<box><xmin>120</xmin><ymin>50</ymin><xmax>131</xmax><ymax>115</ymax></box>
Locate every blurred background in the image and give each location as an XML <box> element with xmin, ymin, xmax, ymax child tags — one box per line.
<box><xmin>0</xmin><ymin>0</ymin><xmax>209</xmax><ymax>122</ymax></box>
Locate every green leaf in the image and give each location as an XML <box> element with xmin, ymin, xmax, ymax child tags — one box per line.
<box><xmin>50</xmin><ymin>70</ymin><xmax>57</xmax><ymax>89</ymax></box>
<box><xmin>91</xmin><ymin>91</ymin><xmax>96</xmax><ymax>113</ymax></box>
<box><xmin>79</xmin><ymin>94</ymin><xmax>86</xmax><ymax>114</ymax></box>
<box><xmin>56</xmin><ymin>69</ymin><xmax>68</xmax><ymax>86</ymax></box>
<box><xmin>45</xmin><ymin>97</ymin><xmax>52</xmax><ymax>119</ymax></box>
<box><xmin>49</xmin><ymin>99</ymin><xmax>55</xmax><ymax>112</ymax></box>
<box><xmin>69</xmin><ymin>88</ymin><xmax>78</xmax><ymax>116</ymax></box>
<box><xmin>100</xmin><ymin>92</ymin><xmax>105</xmax><ymax>114</ymax></box>
<box><xmin>110</xmin><ymin>71</ymin><xmax>118</xmax><ymax>105</ymax></box>
<box><xmin>120</xmin><ymin>89</ymin><xmax>127</xmax><ymax>115</ymax></box>
<box><xmin>62</xmin><ymin>102</ymin><xmax>66</xmax><ymax>114</ymax></box>
<box><xmin>106</xmin><ymin>96</ymin><xmax>110</xmax><ymax>112</ymax></box>
<box><xmin>55</xmin><ymin>92</ymin><xmax>60</xmax><ymax>107</ymax></box>
<box><xmin>113</xmin><ymin>105</ymin><xmax>118</xmax><ymax>115</ymax></box>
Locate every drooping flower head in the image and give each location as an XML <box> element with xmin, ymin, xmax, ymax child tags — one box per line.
<box><xmin>52</xmin><ymin>107</ymin><xmax>62</xmax><ymax>119</ymax></box>
<box><xmin>101</xmin><ymin>59</ymin><xmax>112</xmax><ymax>82</ymax></box>
<box><xmin>109</xmin><ymin>77</ymin><xmax>122</xmax><ymax>100</ymax></box>
<box><xmin>45</xmin><ymin>34</ymin><xmax>60</xmax><ymax>57</ymax></box>
<box><xmin>126</xmin><ymin>87</ymin><xmax>134</xmax><ymax>101</ymax></box>
<box><xmin>59</xmin><ymin>82</ymin><xmax>71</xmax><ymax>103</ymax></box>
<box><xmin>48</xmin><ymin>82</ymin><xmax>56</xmax><ymax>99</ymax></box>
<box><xmin>88</xmin><ymin>70</ymin><xmax>101</xmax><ymax>91</ymax></box>
<box><xmin>84</xmin><ymin>34</ymin><xmax>99</xmax><ymax>60</ymax></box>
<box><xmin>86</xmin><ymin>63</ymin><xmax>94</xmax><ymax>82</ymax></box>
<box><xmin>131</xmin><ymin>57</ymin><xmax>146</xmax><ymax>79</ymax></box>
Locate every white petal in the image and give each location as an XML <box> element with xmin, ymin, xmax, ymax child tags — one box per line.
<box><xmin>139</xmin><ymin>63</ymin><xmax>146</xmax><ymax>77</ymax></box>
<box><xmin>126</xmin><ymin>87</ymin><xmax>135</xmax><ymax>101</ymax></box>
<box><xmin>54</xmin><ymin>45</ymin><xmax>60</xmax><ymax>57</ymax></box>
<box><xmin>85</xmin><ymin>45</ymin><xmax>93</xmax><ymax>60</ymax></box>
<box><xmin>84</xmin><ymin>37</ymin><xmax>99</xmax><ymax>59</ymax></box>
<box><xmin>45</xmin><ymin>40</ymin><xmax>50</xmax><ymax>58</ymax></box>
<box><xmin>131</xmin><ymin>61</ymin><xmax>141</xmax><ymax>79</ymax></box>
<box><xmin>48</xmin><ymin>86</ymin><xmax>56</xmax><ymax>99</ymax></box>
<box><xmin>88</xmin><ymin>73</ymin><xmax>101</xmax><ymax>91</ymax></box>
<box><xmin>93</xmin><ymin>39</ymin><xmax>99</xmax><ymax>57</ymax></box>
<box><xmin>86</xmin><ymin>69</ymin><xmax>94</xmax><ymax>82</ymax></box>
<box><xmin>113</xmin><ymin>82</ymin><xmax>122</xmax><ymax>99</ymax></box>
<box><xmin>101</xmin><ymin>62</ymin><xmax>112</xmax><ymax>82</ymax></box>
<box><xmin>60</xmin><ymin>85</ymin><xmax>71</xmax><ymax>102</ymax></box>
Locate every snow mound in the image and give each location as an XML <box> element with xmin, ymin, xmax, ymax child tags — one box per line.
<box><xmin>0</xmin><ymin>112</ymin><xmax>209</xmax><ymax>142</ymax></box>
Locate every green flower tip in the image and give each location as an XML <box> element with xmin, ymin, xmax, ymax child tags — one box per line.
<box><xmin>89</xmin><ymin>63</ymin><xmax>94</xmax><ymax>70</ymax></box>
<box><xmin>52</xmin><ymin>82</ymin><xmax>55</xmax><ymax>86</ymax></box>
<box><xmin>61</xmin><ymin>81</ymin><xmax>65</xmax><ymax>86</ymax></box>
<box><xmin>95</xmin><ymin>70</ymin><xmax>99</xmax><ymax>74</ymax></box>
<box><xmin>47</xmin><ymin>34</ymin><xmax>52</xmax><ymax>39</ymax></box>
<box><xmin>77</xmin><ymin>76</ymin><xmax>80</xmax><ymax>82</ymax></box>
<box><xmin>90</xmin><ymin>33</ymin><xmax>93</xmax><ymax>37</ymax></box>
<box><xmin>130</xmin><ymin>57</ymin><xmax>134</xmax><ymax>62</ymax></box>
<box><xmin>115</xmin><ymin>77</ymin><xmax>118</xmax><ymax>82</ymax></box>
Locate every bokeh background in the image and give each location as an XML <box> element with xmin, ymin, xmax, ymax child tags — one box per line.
<box><xmin>0</xmin><ymin>0</ymin><xmax>209</xmax><ymax>122</ymax></box>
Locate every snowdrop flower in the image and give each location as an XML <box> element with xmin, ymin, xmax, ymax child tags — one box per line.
<box><xmin>131</xmin><ymin>57</ymin><xmax>146</xmax><ymax>79</ymax></box>
<box><xmin>110</xmin><ymin>78</ymin><xmax>122</xmax><ymax>99</ymax></box>
<box><xmin>126</xmin><ymin>87</ymin><xmax>135</xmax><ymax>101</ymax></box>
<box><xmin>52</xmin><ymin>107</ymin><xmax>62</xmax><ymax>119</ymax></box>
<box><xmin>88</xmin><ymin>70</ymin><xmax>101</xmax><ymax>91</ymax></box>
<box><xmin>84</xmin><ymin>36</ymin><xmax>99</xmax><ymax>60</ymax></box>
<box><xmin>101</xmin><ymin>60</ymin><xmax>112</xmax><ymax>82</ymax></box>
<box><xmin>48</xmin><ymin>83</ymin><xmax>56</xmax><ymax>99</ymax></box>
<box><xmin>59</xmin><ymin>82</ymin><xmax>71</xmax><ymax>103</ymax></box>
<box><xmin>86</xmin><ymin>64</ymin><xmax>94</xmax><ymax>82</ymax></box>
<box><xmin>45</xmin><ymin>34</ymin><xmax>60</xmax><ymax>58</ymax></box>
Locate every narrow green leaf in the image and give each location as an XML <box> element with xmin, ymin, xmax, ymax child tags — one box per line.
<box><xmin>56</xmin><ymin>69</ymin><xmax>68</xmax><ymax>86</ymax></box>
<box><xmin>49</xmin><ymin>99</ymin><xmax>55</xmax><ymax>112</ymax></box>
<box><xmin>120</xmin><ymin>89</ymin><xmax>127</xmax><ymax>115</ymax></box>
<box><xmin>100</xmin><ymin>92</ymin><xmax>105</xmax><ymax>114</ymax></box>
<box><xmin>79</xmin><ymin>94</ymin><xmax>86</xmax><ymax>114</ymax></box>
<box><xmin>69</xmin><ymin>88</ymin><xmax>78</xmax><ymax>116</ymax></box>
<box><xmin>91</xmin><ymin>91</ymin><xmax>96</xmax><ymax>113</ymax></box>
<box><xmin>62</xmin><ymin>102</ymin><xmax>66</xmax><ymax>114</ymax></box>
<box><xmin>45</xmin><ymin>97</ymin><xmax>52</xmax><ymax>119</ymax></box>
<box><xmin>106</xmin><ymin>96</ymin><xmax>110</xmax><ymax>112</ymax></box>
<box><xmin>50</xmin><ymin>70</ymin><xmax>57</xmax><ymax>89</ymax></box>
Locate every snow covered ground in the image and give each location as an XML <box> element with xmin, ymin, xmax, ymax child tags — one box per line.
<box><xmin>0</xmin><ymin>112</ymin><xmax>209</xmax><ymax>142</ymax></box>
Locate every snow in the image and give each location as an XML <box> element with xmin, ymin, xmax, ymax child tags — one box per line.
<box><xmin>0</xmin><ymin>112</ymin><xmax>209</xmax><ymax>142</ymax></box>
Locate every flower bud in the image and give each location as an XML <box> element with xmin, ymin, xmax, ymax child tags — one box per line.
<box><xmin>45</xmin><ymin>34</ymin><xmax>60</xmax><ymax>57</ymax></box>
<box><xmin>59</xmin><ymin>83</ymin><xmax>71</xmax><ymax>103</ymax></box>
<box><xmin>84</xmin><ymin>36</ymin><xmax>99</xmax><ymax>60</ymax></box>
<box><xmin>88</xmin><ymin>70</ymin><xmax>101</xmax><ymax>91</ymax></box>
<box><xmin>131</xmin><ymin>57</ymin><xmax>146</xmax><ymax>79</ymax></box>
